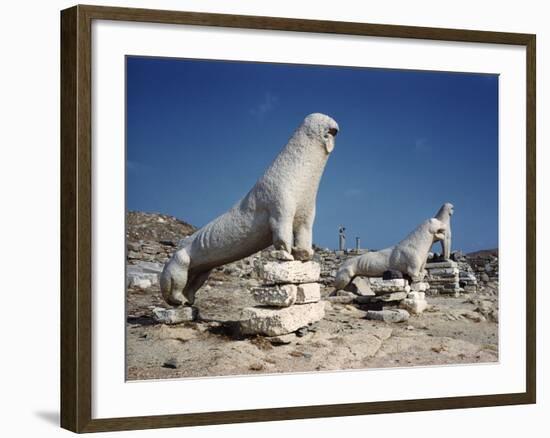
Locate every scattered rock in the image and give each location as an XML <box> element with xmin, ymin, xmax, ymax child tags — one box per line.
<box><xmin>344</xmin><ymin>276</ymin><xmax>374</xmax><ymax>296</ymax></box>
<box><xmin>296</xmin><ymin>326</ymin><xmax>309</xmax><ymax>337</ymax></box>
<box><xmin>162</xmin><ymin>358</ymin><xmax>178</xmax><ymax>369</ymax></box>
<box><xmin>267</xmin><ymin>333</ymin><xmax>296</xmax><ymax>345</ymax></box>
<box><xmin>461</xmin><ymin>310</ymin><xmax>487</xmax><ymax>323</ymax></box>
<box><xmin>152</xmin><ymin>306</ymin><xmax>197</xmax><ymax>324</ymax></box>
<box><xmin>366</xmin><ymin>309</ymin><xmax>410</xmax><ymax>323</ymax></box>
<box><xmin>400</xmin><ymin>292</ymin><xmax>428</xmax><ymax>314</ymax></box>
<box><xmin>239</xmin><ymin>301</ymin><xmax>325</xmax><ymax>336</ymax></box>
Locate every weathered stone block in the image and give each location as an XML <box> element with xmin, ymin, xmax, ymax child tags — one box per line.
<box><xmin>366</xmin><ymin>309</ymin><xmax>410</xmax><ymax>323</ymax></box>
<box><xmin>127</xmin><ymin>276</ymin><xmax>148</xmax><ymax>289</ymax></box>
<box><xmin>152</xmin><ymin>306</ymin><xmax>197</xmax><ymax>324</ymax></box>
<box><xmin>258</xmin><ymin>261</ymin><xmax>320</xmax><ymax>284</ymax></box>
<box><xmin>407</xmin><ymin>291</ymin><xmax>425</xmax><ymax>300</ymax></box>
<box><xmin>295</xmin><ymin>283</ymin><xmax>321</xmax><ymax>303</ymax></box>
<box><xmin>410</xmin><ymin>281</ymin><xmax>429</xmax><ymax>292</ymax></box>
<box><xmin>239</xmin><ymin>301</ymin><xmax>325</xmax><ymax>336</ymax></box>
<box><xmin>251</xmin><ymin>284</ymin><xmax>297</xmax><ymax>307</ymax></box>
<box><xmin>344</xmin><ymin>276</ymin><xmax>374</xmax><ymax>296</ymax></box>
<box><xmin>428</xmin><ymin>267</ymin><xmax>459</xmax><ymax>276</ymax></box>
<box><xmin>368</xmin><ymin>278</ymin><xmax>409</xmax><ymax>294</ymax></box>
<box><xmin>354</xmin><ymin>291</ymin><xmax>407</xmax><ymax>304</ymax></box>
<box><xmin>400</xmin><ymin>291</ymin><xmax>428</xmax><ymax>314</ymax></box>
<box><xmin>326</xmin><ymin>295</ymin><xmax>356</xmax><ymax>304</ymax></box>
<box><xmin>426</xmin><ymin>261</ymin><xmax>458</xmax><ymax>269</ymax></box>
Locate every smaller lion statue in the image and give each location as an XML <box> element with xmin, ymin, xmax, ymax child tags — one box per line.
<box><xmin>434</xmin><ymin>202</ymin><xmax>454</xmax><ymax>259</ymax></box>
<box><xmin>334</xmin><ymin>218</ymin><xmax>447</xmax><ymax>290</ymax></box>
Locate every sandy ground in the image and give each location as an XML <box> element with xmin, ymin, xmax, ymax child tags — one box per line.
<box><xmin>126</xmin><ymin>273</ymin><xmax>498</xmax><ymax>380</ymax></box>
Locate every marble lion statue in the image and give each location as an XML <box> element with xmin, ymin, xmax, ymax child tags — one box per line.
<box><xmin>161</xmin><ymin>113</ymin><xmax>339</xmax><ymax>306</ymax></box>
<box><xmin>434</xmin><ymin>202</ymin><xmax>454</xmax><ymax>259</ymax></box>
<box><xmin>334</xmin><ymin>218</ymin><xmax>447</xmax><ymax>290</ymax></box>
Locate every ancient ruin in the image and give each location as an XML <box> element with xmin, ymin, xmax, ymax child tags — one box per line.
<box><xmin>125</xmin><ymin>211</ymin><xmax>499</xmax><ymax>380</ymax></box>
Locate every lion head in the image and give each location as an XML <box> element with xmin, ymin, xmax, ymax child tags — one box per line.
<box><xmin>301</xmin><ymin>113</ymin><xmax>339</xmax><ymax>154</ymax></box>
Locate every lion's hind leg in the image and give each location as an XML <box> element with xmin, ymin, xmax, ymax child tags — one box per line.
<box><xmin>160</xmin><ymin>248</ymin><xmax>190</xmax><ymax>306</ymax></box>
<box><xmin>182</xmin><ymin>269</ymin><xmax>212</xmax><ymax>305</ymax></box>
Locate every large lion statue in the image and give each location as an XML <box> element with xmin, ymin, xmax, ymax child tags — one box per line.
<box><xmin>161</xmin><ymin>113</ymin><xmax>339</xmax><ymax>306</ymax></box>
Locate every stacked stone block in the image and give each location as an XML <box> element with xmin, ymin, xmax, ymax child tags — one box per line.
<box><xmin>425</xmin><ymin>260</ymin><xmax>461</xmax><ymax>295</ymax></box>
<box><xmin>352</xmin><ymin>277</ymin><xmax>410</xmax><ymax>305</ymax></box>
<box><xmin>239</xmin><ymin>261</ymin><xmax>325</xmax><ymax>336</ymax></box>
<box><xmin>337</xmin><ymin>276</ymin><xmax>427</xmax><ymax>315</ymax></box>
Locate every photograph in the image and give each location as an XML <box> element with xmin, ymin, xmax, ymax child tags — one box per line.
<box><xmin>124</xmin><ymin>56</ymin><xmax>500</xmax><ymax>381</ymax></box>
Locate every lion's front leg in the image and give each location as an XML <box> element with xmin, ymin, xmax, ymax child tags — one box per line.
<box><xmin>292</xmin><ymin>212</ymin><xmax>315</xmax><ymax>261</ymax></box>
<box><xmin>269</xmin><ymin>210</ymin><xmax>295</xmax><ymax>261</ymax></box>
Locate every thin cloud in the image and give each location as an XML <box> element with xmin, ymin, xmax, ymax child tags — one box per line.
<box><xmin>414</xmin><ymin>137</ymin><xmax>431</xmax><ymax>153</ymax></box>
<box><xmin>127</xmin><ymin>160</ymin><xmax>150</xmax><ymax>172</ymax></box>
<box><xmin>250</xmin><ymin>92</ymin><xmax>278</xmax><ymax>118</ymax></box>
<box><xmin>344</xmin><ymin>188</ymin><xmax>363</xmax><ymax>198</ymax></box>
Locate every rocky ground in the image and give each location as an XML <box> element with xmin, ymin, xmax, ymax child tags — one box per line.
<box><xmin>125</xmin><ymin>211</ymin><xmax>499</xmax><ymax>381</ymax></box>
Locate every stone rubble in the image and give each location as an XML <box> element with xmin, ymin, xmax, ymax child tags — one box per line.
<box><xmin>127</xmin><ymin>261</ymin><xmax>163</xmax><ymax>288</ymax></box>
<box><xmin>400</xmin><ymin>291</ymin><xmax>429</xmax><ymax>314</ymax></box>
<box><xmin>465</xmin><ymin>250</ymin><xmax>499</xmax><ymax>293</ymax></box>
<box><xmin>332</xmin><ymin>274</ymin><xmax>430</xmax><ymax>315</ymax></box>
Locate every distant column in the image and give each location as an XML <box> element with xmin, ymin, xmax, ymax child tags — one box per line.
<box><xmin>338</xmin><ymin>226</ymin><xmax>346</xmax><ymax>251</ymax></box>
<box><xmin>355</xmin><ymin>237</ymin><xmax>360</xmax><ymax>251</ymax></box>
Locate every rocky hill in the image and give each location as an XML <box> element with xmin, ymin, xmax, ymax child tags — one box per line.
<box><xmin>126</xmin><ymin>211</ymin><xmax>196</xmax><ymax>264</ymax></box>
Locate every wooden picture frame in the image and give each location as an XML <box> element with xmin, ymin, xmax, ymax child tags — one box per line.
<box><xmin>60</xmin><ymin>4</ymin><xmax>536</xmax><ymax>433</ymax></box>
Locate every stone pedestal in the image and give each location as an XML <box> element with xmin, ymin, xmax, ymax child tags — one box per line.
<box><xmin>334</xmin><ymin>276</ymin><xmax>430</xmax><ymax>315</ymax></box>
<box><xmin>425</xmin><ymin>260</ymin><xmax>461</xmax><ymax>295</ymax></box>
<box><xmin>239</xmin><ymin>260</ymin><xmax>324</xmax><ymax>336</ymax></box>
<box><xmin>240</xmin><ymin>301</ymin><xmax>325</xmax><ymax>336</ymax></box>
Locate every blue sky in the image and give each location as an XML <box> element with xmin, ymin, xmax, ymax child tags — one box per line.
<box><xmin>126</xmin><ymin>56</ymin><xmax>498</xmax><ymax>253</ymax></box>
